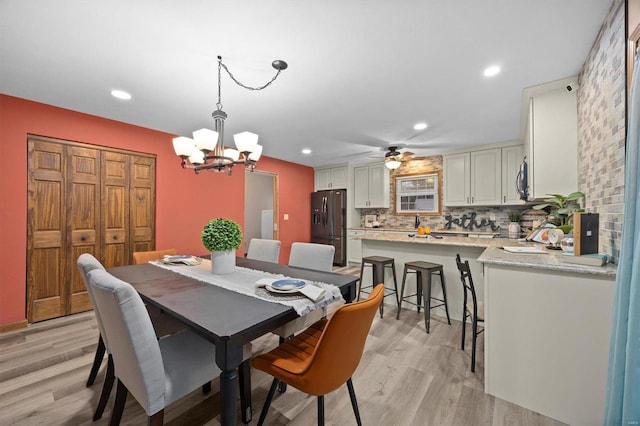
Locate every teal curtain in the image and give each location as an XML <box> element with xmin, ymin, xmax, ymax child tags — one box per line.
<box><xmin>603</xmin><ymin>49</ymin><xmax>640</xmax><ymax>425</ymax></box>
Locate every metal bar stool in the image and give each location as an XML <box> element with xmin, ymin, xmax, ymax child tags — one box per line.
<box><xmin>397</xmin><ymin>260</ymin><xmax>451</xmax><ymax>333</ymax></box>
<box><xmin>358</xmin><ymin>256</ymin><xmax>399</xmax><ymax>318</ymax></box>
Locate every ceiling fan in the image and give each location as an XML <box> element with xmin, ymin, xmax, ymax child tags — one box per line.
<box><xmin>381</xmin><ymin>146</ymin><xmax>414</xmax><ymax>169</ymax></box>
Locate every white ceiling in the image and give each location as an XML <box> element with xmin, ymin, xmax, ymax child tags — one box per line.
<box><xmin>0</xmin><ymin>0</ymin><xmax>613</xmax><ymax>167</ymax></box>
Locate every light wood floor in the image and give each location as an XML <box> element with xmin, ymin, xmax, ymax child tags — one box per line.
<box><xmin>0</xmin><ymin>266</ymin><xmax>565</xmax><ymax>426</ymax></box>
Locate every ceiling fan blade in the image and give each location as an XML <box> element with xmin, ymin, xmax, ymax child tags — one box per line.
<box><xmin>402</xmin><ymin>151</ymin><xmax>415</xmax><ymax>157</ymax></box>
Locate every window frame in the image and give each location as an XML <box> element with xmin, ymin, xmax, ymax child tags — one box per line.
<box><xmin>393</xmin><ymin>171</ymin><xmax>442</xmax><ymax>216</ymax></box>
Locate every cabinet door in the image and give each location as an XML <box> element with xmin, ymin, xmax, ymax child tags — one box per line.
<box><xmin>471</xmin><ymin>149</ymin><xmax>501</xmax><ymax>205</ymax></box>
<box><xmin>330</xmin><ymin>166</ymin><xmax>348</xmax><ymax>189</ymax></box>
<box><xmin>502</xmin><ymin>145</ymin><xmax>525</xmax><ymax>205</ymax></box>
<box><xmin>348</xmin><ymin>230</ymin><xmax>364</xmax><ymax>263</ymax></box>
<box><xmin>315</xmin><ymin>168</ymin><xmax>332</xmax><ymax>190</ymax></box>
<box><xmin>443</xmin><ymin>153</ymin><xmax>471</xmax><ymax>206</ymax></box>
<box><xmin>354</xmin><ymin>166</ymin><xmax>370</xmax><ymax>207</ymax></box>
<box><xmin>367</xmin><ymin>164</ymin><xmax>390</xmax><ymax>208</ymax></box>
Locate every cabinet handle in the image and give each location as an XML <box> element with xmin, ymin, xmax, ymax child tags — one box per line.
<box><xmin>472</xmin><ymin>197</ymin><xmax>474</xmax><ymax>203</ymax></box>
<box><xmin>504</xmin><ymin>195</ymin><xmax>506</xmax><ymax>202</ymax></box>
<box><xmin>467</xmin><ymin>197</ymin><xmax>470</xmax><ymax>204</ymax></box>
<box><xmin>113</xmin><ymin>236</ymin><xmax>118</xmax><ymax>240</ymax></box>
<box><xmin>81</xmin><ymin>237</ymin><xmax>86</xmax><ymax>241</ymax></box>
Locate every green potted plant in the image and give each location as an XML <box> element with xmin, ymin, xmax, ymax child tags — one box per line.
<box><xmin>507</xmin><ymin>212</ymin><xmax>521</xmax><ymax>239</ymax></box>
<box><xmin>201</xmin><ymin>218</ymin><xmax>243</xmax><ymax>274</ymax></box>
<box><xmin>532</xmin><ymin>191</ymin><xmax>585</xmax><ymax>234</ymax></box>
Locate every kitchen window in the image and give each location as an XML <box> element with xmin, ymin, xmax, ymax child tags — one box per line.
<box><xmin>393</xmin><ymin>172</ymin><xmax>441</xmax><ymax>215</ymax></box>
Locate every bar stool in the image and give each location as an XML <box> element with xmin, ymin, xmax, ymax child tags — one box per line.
<box><xmin>358</xmin><ymin>256</ymin><xmax>399</xmax><ymax>318</ymax></box>
<box><xmin>397</xmin><ymin>261</ymin><xmax>451</xmax><ymax>333</ymax></box>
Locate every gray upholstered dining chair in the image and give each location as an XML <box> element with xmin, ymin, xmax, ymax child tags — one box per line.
<box><xmin>246</xmin><ymin>238</ymin><xmax>281</xmax><ymax>263</ymax></box>
<box><xmin>86</xmin><ymin>268</ymin><xmax>227</xmax><ymax>425</ymax></box>
<box><xmin>77</xmin><ymin>253</ymin><xmax>113</xmax><ymax>421</ymax></box>
<box><xmin>287</xmin><ymin>242</ymin><xmax>335</xmax><ymax>271</ymax></box>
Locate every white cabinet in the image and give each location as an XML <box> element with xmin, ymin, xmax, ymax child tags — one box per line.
<box><xmin>444</xmin><ymin>149</ymin><xmax>501</xmax><ymax>206</ymax></box>
<box><xmin>314</xmin><ymin>165</ymin><xmax>348</xmax><ymax>190</ymax></box>
<box><xmin>354</xmin><ymin>163</ymin><xmax>390</xmax><ymax>208</ymax></box>
<box><xmin>347</xmin><ymin>230</ymin><xmax>365</xmax><ymax>263</ymax></box>
<box><xmin>524</xmin><ymin>88</ymin><xmax>578</xmax><ymax>199</ymax></box>
<box><xmin>501</xmin><ymin>145</ymin><xmax>525</xmax><ymax>205</ymax></box>
<box><xmin>443</xmin><ymin>153</ymin><xmax>471</xmax><ymax>206</ymax></box>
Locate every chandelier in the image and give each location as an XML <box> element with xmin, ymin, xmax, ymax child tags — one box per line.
<box><xmin>172</xmin><ymin>55</ymin><xmax>288</xmax><ymax>174</ymax></box>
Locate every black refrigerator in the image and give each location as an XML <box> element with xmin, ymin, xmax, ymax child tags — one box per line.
<box><xmin>311</xmin><ymin>189</ymin><xmax>346</xmax><ymax>266</ymax></box>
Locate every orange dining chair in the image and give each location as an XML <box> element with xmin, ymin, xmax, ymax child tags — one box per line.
<box><xmin>132</xmin><ymin>248</ymin><xmax>178</xmax><ymax>264</ymax></box>
<box><xmin>252</xmin><ymin>284</ymin><xmax>384</xmax><ymax>426</ymax></box>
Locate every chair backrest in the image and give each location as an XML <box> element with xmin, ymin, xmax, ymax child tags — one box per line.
<box><xmin>246</xmin><ymin>238</ymin><xmax>281</xmax><ymax>263</ymax></box>
<box><xmin>87</xmin><ymin>268</ymin><xmax>166</xmax><ymax>415</ymax></box>
<box><xmin>299</xmin><ymin>284</ymin><xmax>383</xmax><ymax>395</ymax></box>
<box><xmin>77</xmin><ymin>253</ymin><xmax>109</xmax><ymax>351</ymax></box>
<box><xmin>132</xmin><ymin>248</ymin><xmax>178</xmax><ymax>265</ymax></box>
<box><xmin>288</xmin><ymin>242</ymin><xmax>335</xmax><ymax>271</ymax></box>
<box><xmin>455</xmin><ymin>254</ymin><xmax>479</xmax><ymax>309</ymax></box>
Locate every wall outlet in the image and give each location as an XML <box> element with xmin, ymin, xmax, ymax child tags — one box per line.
<box><xmin>490</xmin><ymin>214</ymin><xmax>496</xmax><ymax>221</ymax></box>
<box><xmin>283</xmin><ymin>214</ymin><xmax>289</xmax><ymax>220</ymax></box>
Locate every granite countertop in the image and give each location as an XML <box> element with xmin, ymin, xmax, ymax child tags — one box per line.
<box><xmin>478</xmin><ymin>246</ymin><xmax>617</xmax><ymax>277</ymax></box>
<box><xmin>349</xmin><ymin>227</ymin><xmax>500</xmax><ymax>236</ymax></box>
<box><xmin>356</xmin><ymin>232</ymin><xmax>518</xmax><ymax>249</ymax></box>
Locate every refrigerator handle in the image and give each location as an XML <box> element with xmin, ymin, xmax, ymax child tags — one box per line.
<box><xmin>323</xmin><ymin>196</ymin><xmax>328</xmax><ymax>226</ymax></box>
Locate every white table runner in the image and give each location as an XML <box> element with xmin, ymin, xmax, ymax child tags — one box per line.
<box><xmin>150</xmin><ymin>260</ymin><xmax>344</xmax><ymax>316</ymax></box>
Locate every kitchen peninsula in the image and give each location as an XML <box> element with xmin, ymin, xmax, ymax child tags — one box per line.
<box><xmin>358</xmin><ymin>232</ymin><xmax>616</xmax><ymax>425</ymax></box>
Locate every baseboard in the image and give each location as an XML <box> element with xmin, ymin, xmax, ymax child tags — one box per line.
<box><xmin>0</xmin><ymin>319</ymin><xmax>28</xmax><ymax>333</ymax></box>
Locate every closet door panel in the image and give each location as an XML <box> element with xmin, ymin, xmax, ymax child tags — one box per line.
<box><xmin>27</xmin><ymin>139</ymin><xmax>66</xmax><ymax>322</ymax></box>
<box><xmin>102</xmin><ymin>151</ymin><xmax>129</xmax><ymax>268</ymax></box>
<box><xmin>130</xmin><ymin>155</ymin><xmax>155</xmax><ymax>255</ymax></box>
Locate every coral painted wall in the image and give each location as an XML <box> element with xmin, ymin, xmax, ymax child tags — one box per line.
<box><xmin>0</xmin><ymin>95</ymin><xmax>313</xmax><ymax>327</ymax></box>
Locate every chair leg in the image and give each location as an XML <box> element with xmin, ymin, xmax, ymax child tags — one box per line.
<box><xmin>239</xmin><ymin>359</ymin><xmax>252</xmax><ymax>424</ymax></box>
<box><xmin>396</xmin><ymin>267</ymin><xmax>408</xmax><ymax>320</ymax></box>
<box><xmin>110</xmin><ymin>379</ymin><xmax>128</xmax><ymax>426</ymax></box>
<box><xmin>93</xmin><ymin>355</ymin><xmax>114</xmax><ymax>421</ymax></box>
<box><xmin>346</xmin><ymin>378</ymin><xmax>362</xmax><ymax>426</ymax></box>
<box><xmin>202</xmin><ymin>381</ymin><xmax>212</xmax><ymax>394</ymax></box>
<box><xmin>317</xmin><ymin>395</ymin><xmax>325</xmax><ymax>426</ymax></box>
<box><xmin>471</xmin><ymin>317</ymin><xmax>478</xmax><ymax>373</ymax></box>
<box><xmin>87</xmin><ymin>334</ymin><xmax>106</xmax><ymax>386</ymax></box>
<box><xmin>438</xmin><ymin>270</ymin><xmax>451</xmax><ymax>325</ymax></box>
<box><xmin>461</xmin><ymin>309</ymin><xmax>467</xmax><ymax>351</ymax></box>
<box><xmin>277</xmin><ymin>336</ymin><xmax>288</xmax><ymax>393</ymax></box>
<box><xmin>357</xmin><ymin>263</ymin><xmax>365</xmax><ymax>301</ymax></box>
<box><xmin>257</xmin><ymin>378</ymin><xmax>279</xmax><ymax>426</ymax></box>
<box><xmin>148</xmin><ymin>410</ymin><xmax>164</xmax><ymax>426</ymax></box>
<box><xmin>416</xmin><ymin>271</ymin><xmax>422</xmax><ymax>314</ymax></box>
<box><xmin>390</xmin><ymin>262</ymin><xmax>400</xmax><ymax>308</ymax></box>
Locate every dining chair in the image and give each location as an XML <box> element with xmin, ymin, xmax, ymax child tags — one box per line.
<box><xmin>287</xmin><ymin>242</ymin><xmax>335</xmax><ymax>271</ymax></box>
<box><xmin>246</xmin><ymin>238</ymin><xmax>281</xmax><ymax>263</ymax></box>
<box><xmin>132</xmin><ymin>248</ymin><xmax>178</xmax><ymax>264</ymax></box>
<box><xmin>86</xmin><ymin>268</ymin><xmax>225</xmax><ymax>425</ymax></box>
<box><xmin>252</xmin><ymin>284</ymin><xmax>384</xmax><ymax>426</ymax></box>
<box><xmin>455</xmin><ymin>254</ymin><xmax>484</xmax><ymax>372</ymax></box>
<box><xmin>77</xmin><ymin>253</ymin><xmax>113</xmax><ymax>421</ymax></box>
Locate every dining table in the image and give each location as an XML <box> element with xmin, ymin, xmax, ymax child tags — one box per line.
<box><xmin>107</xmin><ymin>257</ymin><xmax>359</xmax><ymax>425</ymax></box>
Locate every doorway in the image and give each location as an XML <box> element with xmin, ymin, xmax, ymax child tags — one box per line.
<box><xmin>244</xmin><ymin>170</ymin><xmax>278</xmax><ymax>255</ymax></box>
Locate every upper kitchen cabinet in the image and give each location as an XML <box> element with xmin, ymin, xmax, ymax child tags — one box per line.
<box><xmin>314</xmin><ymin>164</ymin><xmax>348</xmax><ymax>190</ymax></box>
<box><xmin>523</xmin><ymin>82</ymin><xmax>578</xmax><ymax>200</ymax></box>
<box><xmin>354</xmin><ymin>163</ymin><xmax>390</xmax><ymax>208</ymax></box>
<box><xmin>501</xmin><ymin>145</ymin><xmax>525</xmax><ymax>205</ymax></box>
<box><xmin>444</xmin><ymin>148</ymin><xmax>501</xmax><ymax>206</ymax></box>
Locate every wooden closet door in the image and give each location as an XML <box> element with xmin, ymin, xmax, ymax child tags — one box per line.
<box><xmin>130</xmin><ymin>155</ymin><xmax>155</xmax><ymax>254</ymax></box>
<box><xmin>67</xmin><ymin>145</ymin><xmax>100</xmax><ymax>314</ymax></box>
<box><xmin>27</xmin><ymin>139</ymin><xmax>66</xmax><ymax>322</ymax></box>
<box><xmin>101</xmin><ymin>151</ymin><xmax>130</xmax><ymax>268</ymax></box>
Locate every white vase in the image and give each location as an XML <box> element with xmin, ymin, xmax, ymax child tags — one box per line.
<box><xmin>508</xmin><ymin>222</ymin><xmax>521</xmax><ymax>239</ymax></box>
<box><xmin>211</xmin><ymin>250</ymin><xmax>236</xmax><ymax>274</ymax></box>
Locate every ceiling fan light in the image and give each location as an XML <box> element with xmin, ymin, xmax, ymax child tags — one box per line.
<box><xmin>193</xmin><ymin>128</ymin><xmax>219</xmax><ymax>151</ymax></box>
<box><xmin>234</xmin><ymin>131</ymin><xmax>259</xmax><ymax>153</ymax></box>
<box><xmin>172</xmin><ymin>136</ymin><xmax>196</xmax><ymax>157</ymax></box>
<box><xmin>385</xmin><ymin>159</ymin><xmax>402</xmax><ymax>170</ymax></box>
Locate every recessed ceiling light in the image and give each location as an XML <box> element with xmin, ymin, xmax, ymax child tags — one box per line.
<box><xmin>483</xmin><ymin>65</ymin><xmax>501</xmax><ymax>77</ymax></box>
<box><xmin>302</xmin><ymin>148</ymin><xmax>312</xmax><ymax>154</ymax></box>
<box><xmin>413</xmin><ymin>122</ymin><xmax>428</xmax><ymax>130</ymax></box>
<box><xmin>110</xmin><ymin>89</ymin><xmax>132</xmax><ymax>100</ymax></box>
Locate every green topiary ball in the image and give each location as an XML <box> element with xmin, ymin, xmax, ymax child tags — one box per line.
<box><xmin>201</xmin><ymin>218</ymin><xmax>243</xmax><ymax>252</ymax></box>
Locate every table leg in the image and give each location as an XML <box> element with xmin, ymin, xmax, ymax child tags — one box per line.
<box><xmin>216</xmin><ymin>343</ymin><xmax>245</xmax><ymax>426</ymax></box>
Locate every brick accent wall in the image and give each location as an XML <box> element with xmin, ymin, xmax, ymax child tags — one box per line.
<box><xmin>577</xmin><ymin>0</ymin><xmax>625</xmax><ymax>263</ymax></box>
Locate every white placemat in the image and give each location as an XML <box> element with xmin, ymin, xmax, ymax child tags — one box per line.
<box><xmin>150</xmin><ymin>260</ymin><xmax>344</xmax><ymax>316</ymax></box>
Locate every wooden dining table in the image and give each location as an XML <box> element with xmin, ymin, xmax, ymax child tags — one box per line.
<box><xmin>107</xmin><ymin>257</ymin><xmax>359</xmax><ymax>426</ymax></box>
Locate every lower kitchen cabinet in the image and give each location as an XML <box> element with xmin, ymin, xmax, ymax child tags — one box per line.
<box><xmin>347</xmin><ymin>230</ymin><xmax>365</xmax><ymax>263</ymax></box>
